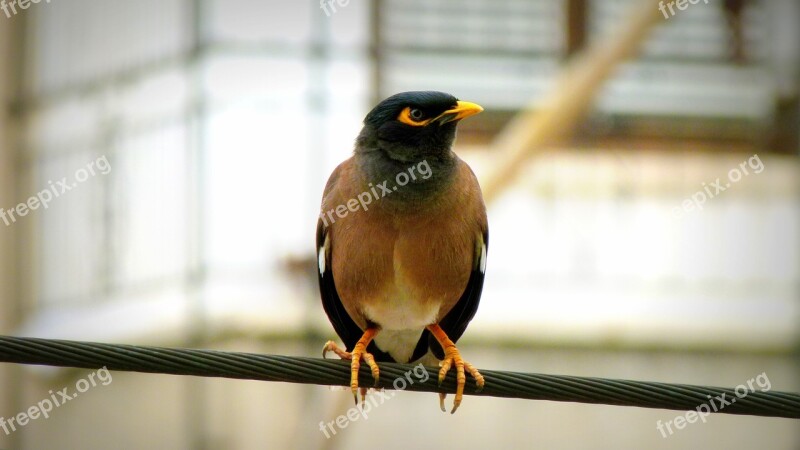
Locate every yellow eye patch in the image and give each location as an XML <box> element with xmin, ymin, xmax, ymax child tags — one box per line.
<box><xmin>396</xmin><ymin>101</ymin><xmax>484</xmax><ymax>127</ymax></box>
<box><xmin>397</xmin><ymin>107</ymin><xmax>433</xmax><ymax>127</ymax></box>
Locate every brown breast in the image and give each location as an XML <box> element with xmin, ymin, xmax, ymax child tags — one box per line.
<box><xmin>324</xmin><ymin>157</ymin><xmax>486</xmax><ymax>331</ymax></box>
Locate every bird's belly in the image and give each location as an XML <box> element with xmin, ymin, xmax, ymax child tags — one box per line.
<box><xmin>361</xmin><ymin>281</ymin><xmax>439</xmax><ymax>363</ymax></box>
<box><xmin>361</xmin><ymin>281</ymin><xmax>440</xmax><ymax>331</ymax></box>
<box><xmin>373</xmin><ymin>328</ymin><xmax>425</xmax><ymax>363</ymax></box>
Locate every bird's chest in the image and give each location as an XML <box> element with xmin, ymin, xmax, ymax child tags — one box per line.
<box><xmin>333</xmin><ymin>212</ymin><xmax>472</xmax><ymax>330</ymax></box>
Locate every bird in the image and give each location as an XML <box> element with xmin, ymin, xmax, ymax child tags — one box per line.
<box><xmin>316</xmin><ymin>91</ymin><xmax>488</xmax><ymax>413</ymax></box>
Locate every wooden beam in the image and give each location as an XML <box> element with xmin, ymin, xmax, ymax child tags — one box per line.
<box><xmin>481</xmin><ymin>0</ymin><xmax>665</xmax><ymax>204</ymax></box>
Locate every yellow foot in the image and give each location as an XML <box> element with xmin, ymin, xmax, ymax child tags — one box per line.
<box><xmin>322</xmin><ymin>328</ymin><xmax>380</xmax><ymax>405</ymax></box>
<box><xmin>427</xmin><ymin>324</ymin><xmax>484</xmax><ymax>414</ymax></box>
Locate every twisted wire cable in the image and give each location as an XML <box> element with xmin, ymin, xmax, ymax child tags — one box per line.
<box><xmin>0</xmin><ymin>335</ymin><xmax>798</xmax><ymax>418</ymax></box>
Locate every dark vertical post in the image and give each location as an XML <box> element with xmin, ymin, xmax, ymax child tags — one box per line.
<box><xmin>566</xmin><ymin>0</ymin><xmax>588</xmax><ymax>56</ymax></box>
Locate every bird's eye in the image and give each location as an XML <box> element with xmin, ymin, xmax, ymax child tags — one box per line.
<box><xmin>397</xmin><ymin>106</ymin><xmax>430</xmax><ymax>126</ymax></box>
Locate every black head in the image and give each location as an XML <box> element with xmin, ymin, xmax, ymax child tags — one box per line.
<box><xmin>356</xmin><ymin>91</ymin><xmax>483</xmax><ymax>163</ymax></box>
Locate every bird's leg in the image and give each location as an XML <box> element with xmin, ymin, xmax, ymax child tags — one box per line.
<box><xmin>322</xmin><ymin>327</ymin><xmax>381</xmax><ymax>405</ymax></box>
<box><xmin>426</xmin><ymin>324</ymin><xmax>484</xmax><ymax>414</ymax></box>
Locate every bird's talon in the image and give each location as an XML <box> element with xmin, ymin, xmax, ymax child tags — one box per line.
<box><xmin>429</xmin><ymin>330</ymin><xmax>482</xmax><ymax>414</ymax></box>
<box><xmin>324</xmin><ymin>329</ymin><xmax>380</xmax><ymax>403</ymax></box>
<box><xmin>362</xmin><ymin>352</ymin><xmax>380</xmax><ymax>386</ymax></box>
<box><xmin>322</xmin><ymin>340</ymin><xmax>351</xmax><ymax>360</ymax></box>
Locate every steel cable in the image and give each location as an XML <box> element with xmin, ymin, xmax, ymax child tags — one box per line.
<box><xmin>0</xmin><ymin>335</ymin><xmax>798</xmax><ymax>418</ymax></box>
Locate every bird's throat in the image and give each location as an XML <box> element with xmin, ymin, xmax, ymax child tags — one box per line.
<box><xmin>354</xmin><ymin>149</ymin><xmax>457</xmax><ymax>206</ymax></box>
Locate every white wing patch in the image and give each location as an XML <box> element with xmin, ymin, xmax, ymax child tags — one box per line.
<box><xmin>318</xmin><ymin>234</ymin><xmax>329</xmax><ymax>275</ymax></box>
<box><xmin>478</xmin><ymin>240</ymin><xmax>487</xmax><ymax>273</ymax></box>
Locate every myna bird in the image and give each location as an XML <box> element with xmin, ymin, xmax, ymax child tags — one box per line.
<box><xmin>316</xmin><ymin>91</ymin><xmax>488</xmax><ymax>413</ymax></box>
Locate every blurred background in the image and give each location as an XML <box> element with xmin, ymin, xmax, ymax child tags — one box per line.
<box><xmin>0</xmin><ymin>0</ymin><xmax>798</xmax><ymax>449</ymax></box>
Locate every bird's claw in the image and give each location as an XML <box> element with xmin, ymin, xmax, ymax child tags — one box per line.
<box><xmin>349</xmin><ymin>341</ymin><xmax>380</xmax><ymax>402</ymax></box>
<box><xmin>322</xmin><ymin>340</ymin><xmax>350</xmax><ymax>359</ymax></box>
<box><xmin>321</xmin><ymin>337</ymin><xmax>380</xmax><ymax>405</ymax></box>
<box><xmin>438</xmin><ymin>346</ymin><xmax>484</xmax><ymax>414</ymax></box>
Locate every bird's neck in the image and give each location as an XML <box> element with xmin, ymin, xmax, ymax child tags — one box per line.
<box><xmin>353</xmin><ymin>147</ymin><xmax>458</xmax><ymax>207</ymax></box>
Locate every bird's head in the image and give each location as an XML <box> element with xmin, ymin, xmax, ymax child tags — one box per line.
<box><xmin>356</xmin><ymin>91</ymin><xmax>483</xmax><ymax>164</ymax></box>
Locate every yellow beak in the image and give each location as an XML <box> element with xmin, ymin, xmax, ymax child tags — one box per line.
<box><xmin>433</xmin><ymin>101</ymin><xmax>484</xmax><ymax>125</ymax></box>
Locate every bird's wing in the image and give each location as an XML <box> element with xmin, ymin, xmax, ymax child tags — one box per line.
<box><xmin>414</xmin><ymin>227</ymin><xmax>488</xmax><ymax>362</ymax></box>
<box><xmin>316</xmin><ymin>213</ymin><xmax>364</xmax><ymax>354</ymax></box>
<box><xmin>317</xmin><ymin>217</ymin><xmax>396</xmax><ymax>361</ymax></box>
<box><xmin>316</xmin><ymin>164</ymin><xmax>395</xmax><ymax>360</ymax></box>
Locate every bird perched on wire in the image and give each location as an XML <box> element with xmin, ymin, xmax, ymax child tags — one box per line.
<box><xmin>316</xmin><ymin>91</ymin><xmax>488</xmax><ymax>413</ymax></box>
